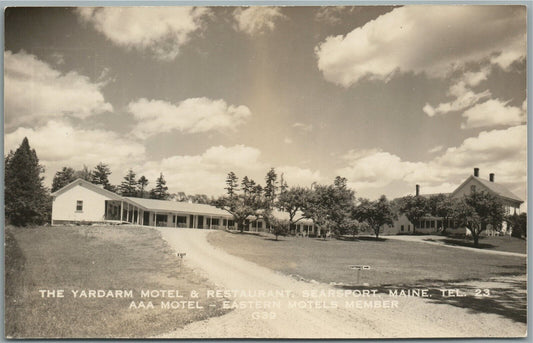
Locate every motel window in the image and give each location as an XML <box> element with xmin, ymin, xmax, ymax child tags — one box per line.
<box><xmin>76</xmin><ymin>200</ymin><xmax>83</xmax><ymax>212</ymax></box>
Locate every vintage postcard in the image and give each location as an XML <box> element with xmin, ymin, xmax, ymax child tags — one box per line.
<box><xmin>3</xmin><ymin>4</ymin><xmax>527</xmax><ymax>339</ymax></box>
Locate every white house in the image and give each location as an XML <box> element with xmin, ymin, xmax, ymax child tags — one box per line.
<box><xmin>388</xmin><ymin>168</ymin><xmax>523</xmax><ymax>236</ymax></box>
<box><xmin>51</xmin><ymin>178</ymin><xmax>316</xmax><ymax>234</ymax></box>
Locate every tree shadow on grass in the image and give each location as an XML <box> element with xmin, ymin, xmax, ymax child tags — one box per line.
<box><xmin>424</xmin><ymin>238</ymin><xmax>496</xmax><ymax>249</ymax></box>
<box><xmin>356</xmin><ymin>236</ymin><xmax>387</xmax><ymax>242</ymax></box>
<box><xmin>263</xmin><ymin>237</ymin><xmax>286</xmax><ymax>242</ymax></box>
<box><xmin>340</xmin><ymin>278</ymin><xmax>526</xmax><ymax>323</ymax></box>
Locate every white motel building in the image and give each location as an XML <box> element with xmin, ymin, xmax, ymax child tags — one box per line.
<box><xmin>51</xmin><ymin>178</ymin><xmax>316</xmax><ymax>234</ymax></box>
<box><xmin>388</xmin><ymin>168</ymin><xmax>523</xmax><ymax>236</ymax></box>
<box><xmin>52</xmin><ymin>168</ymin><xmax>522</xmax><ymax>237</ymax></box>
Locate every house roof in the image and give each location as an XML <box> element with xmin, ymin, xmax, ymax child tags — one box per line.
<box><xmin>125</xmin><ymin>197</ymin><xmax>232</xmax><ymax>217</ymax></box>
<box><xmin>51</xmin><ymin>178</ymin><xmax>124</xmax><ymax>201</ymax></box>
<box><xmin>452</xmin><ymin>175</ymin><xmax>523</xmax><ymax>203</ymax></box>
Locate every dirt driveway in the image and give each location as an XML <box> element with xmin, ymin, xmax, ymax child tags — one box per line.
<box><xmin>157</xmin><ymin>228</ymin><xmax>526</xmax><ymax>339</ymax></box>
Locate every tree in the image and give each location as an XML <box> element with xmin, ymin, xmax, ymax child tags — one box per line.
<box><xmin>355</xmin><ymin>195</ymin><xmax>395</xmax><ymax>240</ymax></box>
<box><xmin>216</xmin><ymin>172</ymin><xmax>265</xmax><ymax>233</ymax></box>
<box><xmin>74</xmin><ymin>165</ymin><xmax>92</xmax><ymax>181</ymax></box>
<box><xmin>51</xmin><ymin>166</ymin><xmax>76</xmax><ymax>192</ymax></box>
<box><xmin>241</xmin><ymin>176</ymin><xmax>254</xmax><ymax>196</ymax></box>
<box><xmin>330</xmin><ymin>176</ymin><xmax>357</xmax><ymax>236</ymax></box>
<box><xmin>453</xmin><ymin>191</ymin><xmax>506</xmax><ymax>246</ymax></box>
<box><xmin>427</xmin><ymin>194</ymin><xmax>457</xmax><ymax>232</ymax></box>
<box><xmin>225</xmin><ymin>172</ymin><xmax>239</xmax><ymax>198</ymax></box>
<box><xmin>91</xmin><ymin>162</ymin><xmax>113</xmax><ymax>191</ymax></box>
<box><xmin>119</xmin><ymin>169</ymin><xmax>138</xmax><ymax>197</ymax></box>
<box><xmin>5</xmin><ymin>137</ymin><xmax>50</xmax><ymax>226</ymax></box>
<box><xmin>267</xmin><ymin>217</ymin><xmax>289</xmax><ymax>240</ymax></box>
<box><xmin>264</xmin><ymin>168</ymin><xmax>278</xmax><ymax>205</ymax></box>
<box><xmin>507</xmin><ymin>212</ymin><xmax>527</xmax><ymax>238</ymax></box>
<box><xmin>398</xmin><ymin>195</ymin><xmax>429</xmax><ymax>234</ymax></box>
<box><xmin>150</xmin><ymin>172</ymin><xmax>169</xmax><ymax>200</ymax></box>
<box><xmin>277</xmin><ymin>187</ymin><xmax>311</xmax><ymax>230</ymax></box>
<box><xmin>214</xmin><ymin>194</ymin><xmax>256</xmax><ymax>233</ymax></box>
<box><xmin>137</xmin><ymin>176</ymin><xmax>149</xmax><ymax>198</ymax></box>
<box><xmin>303</xmin><ymin>183</ymin><xmax>336</xmax><ymax>239</ymax></box>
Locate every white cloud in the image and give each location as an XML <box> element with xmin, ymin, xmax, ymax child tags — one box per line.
<box><xmin>138</xmin><ymin>145</ymin><xmax>249</xmax><ymax>195</ymax></box>
<box><xmin>428</xmin><ymin>145</ymin><xmax>443</xmax><ymax>154</ymax></box>
<box><xmin>463</xmin><ymin>67</ymin><xmax>491</xmax><ymax>87</ymax></box>
<box><xmin>278</xmin><ymin>166</ymin><xmax>323</xmax><ymax>187</ymax></box>
<box><xmin>315</xmin><ymin>6</ymin><xmax>526</xmax><ymax>87</ymax></box>
<box><xmin>338</xmin><ymin>149</ymin><xmax>425</xmax><ymax>189</ymax></box>
<box><xmin>5</xmin><ymin>120</ymin><xmax>146</xmax><ymax>187</ymax></box>
<box><xmin>233</xmin><ymin>7</ymin><xmax>285</xmax><ymax>36</ymax></box>
<box><xmin>337</xmin><ymin>125</ymin><xmax>526</xmax><ymax>200</ymax></box>
<box><xmin>423</xmin><ymin>81</ymin><xmax>491</xmax><ymax>117</ymax></box>
<box><xmin>315</xmin><ymin>6</ymin><xmax>357</xmax><ymax>25</ymax></box>
<box><xmin>461</xmin><ymin>99</ymin><xmax>526</xmax><ymax>129</ymax></box>
<box><xmin>128</xmin><ymin>97</ymin><xmax>252</xmax><ymax>138</ymax></box>
<box><xmin>139</xmin><ymin>146</ymin><xmax>323</xmax><ymax>196</ymax></box>
<box><xmin>292</xmin><ymin>122</ymin><xmax>313</xmax><ymax>132</ymax></box>
<box><xmin>4</xmin><ymin>50</ymin><xmax>112</xmax><ymax>129</ymax></box>
<box><xmin>76</xmin><ymin>7</ymin><xmax>211</xmax><ymax>60</ymax></box>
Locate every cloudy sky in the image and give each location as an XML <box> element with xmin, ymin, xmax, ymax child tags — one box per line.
<box><xmin>4</xmin><ymin>6</ymin><xmax>527</xmax><ymax>204</ymax></box>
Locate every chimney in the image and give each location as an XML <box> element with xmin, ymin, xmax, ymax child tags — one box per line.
<box><xmin>474</xmin><ymin>168</ymin><xmax>479</xmax><ymax>177</ymax></box>
<box><xmin>416</xmin><ymin>184</ymin><xmax>420</xmax><ymax>196</ymax></box>
<box><xmin>489</xmin><ymin>173</ymin><xmax>495</xmax><ymax>182</ymax></box>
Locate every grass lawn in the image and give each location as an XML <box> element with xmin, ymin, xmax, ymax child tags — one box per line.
<box><xmin>208</xmin><ymin>231</ymin><xmax>527</xmax><ymax>323</ymax></box>
<box><xmin>424</xmin><ymin>235</ymin><xmax>526</xmax><ymax>254</ymax></box>
<box><xmin>5</xmin><ymin>225</ymin><xmax>229</xmax><ymax>338</ymax></box>
<box><xmin>207</xmin><ymin>231</ymin><xmax>526</xmax><ymax>286</ymax></box>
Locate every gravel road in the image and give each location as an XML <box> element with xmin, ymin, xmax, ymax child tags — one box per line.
<box><xmin>157</xmin><ymin>228</ymin><xmax>526</xmax><ymax>339</ymax></box>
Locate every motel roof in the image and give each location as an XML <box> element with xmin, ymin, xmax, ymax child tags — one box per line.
<box><xmin>125</xmin><ymin>197</ymin><xmax>231</xmax><ymax>217</ymax></box>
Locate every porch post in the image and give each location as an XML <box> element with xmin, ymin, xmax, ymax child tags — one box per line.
<box><xmin>120</xmin><ymin>201</ymin><xmax>124</xmax><ymax>222</ymax></box>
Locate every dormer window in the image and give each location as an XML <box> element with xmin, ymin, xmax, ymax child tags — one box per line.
<box><xmin>76</xmin><ymin>200</ymin><xmax>83</xmax><ymax>212</ymax></box>
<box><xmin>470</xmin><ymin>185</ymin><xmax>476</xmax><ymax>193</ymax></box>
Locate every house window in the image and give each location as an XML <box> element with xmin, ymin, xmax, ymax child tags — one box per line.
<box><xmin>76</xmin><ymin>200</ymin><xmax>83</xmax><ymax>212</ymax></box>
<box><xmin>257</xmin><ymin>221</ymin><xmax>263</xmax><ymax>229</ymax></box>
<box><xmin>401</xmin><ymin>225</ymin><xmax>404</xmax><ymax>232</ymax></box>
<box><xmin>471</xmin><ymin>185</ymin><xmax>476</xmax><ymax>193</ymax></box>
<box><xmin>407</xmin><ymin>225</ymin><xmax>411</xmax><ymax>231</ymax></box>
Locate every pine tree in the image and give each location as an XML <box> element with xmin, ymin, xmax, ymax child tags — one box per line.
<box><xmin>119</xmin><ymin>169</ymin><xmax>138</xmax><ymax>197</ymax></box>
<box><xmin>91</xmin><ymin>163</ymin><xmax>113</xmax><ymax>191</ymax></box>
<box><xmin>150</xmin><ymin>172</ymin><xmax>169</xmax><ymax>200</ymax></box>
<box><xmin>52</xmin><ymin>166</ymin><xmax>76</xmax><ymax>192</ymax></box>
<box><xmin>137</xmin><ymin>176</ymin><xmax>149</xmax><ymax>198</ymax></box>
<box><xmin>5</xmin><ymin>137</ymin><xmax>51</xmax><ymax>226</ymax></box>
<box><xmin>225</xmin><ymin>172</ymin><xmax>239</xmax><ymax>197</ymax></box>
<box><xmin>264</xmin><ymin>168</ymin><xmax>278</xmax><ymax>205</ymax></box>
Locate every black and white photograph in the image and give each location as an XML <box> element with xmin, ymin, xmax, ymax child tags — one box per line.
<box><xmin>3</xmin><ymin>4</ymin><xmax>528</xmax><ymax>339</ymax></box>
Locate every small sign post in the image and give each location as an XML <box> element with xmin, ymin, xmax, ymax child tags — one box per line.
<box><xmin>348</xmin><ymin>265</ymin><xmax>371</xmax><ymax>285</ymax></box>
<box><xmin>174</xmin><ymin>252</ymin><xmax>186</xmax><ymax>270</ymax></box>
